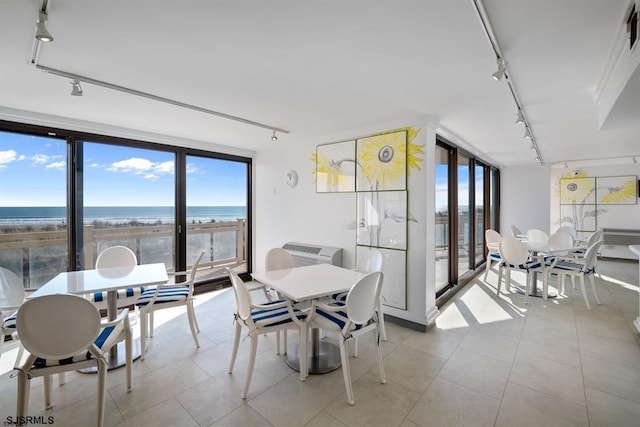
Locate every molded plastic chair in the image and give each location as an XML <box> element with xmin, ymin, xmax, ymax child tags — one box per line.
<box><xmin>136</xmin><ymin>250</ymin><xmax>204</xmax><ymax>359</ymax></box>
<box><xmin>526</xmin><ymin>229</ymin><xmax>550</xmax><ymax>247</ymax></box>
<box><xmin>484</xmin><ymin>229</ymin><xmax>503</xmax><ymax>280</ymax></box>
<box><xmin>306</xmin><ymin>271</ymin><xmax>386</xmax><ymax>405</ymax></box>
<box><xmin>14</xmin><ymin>294</ymin><xmax>132</xmax><ymax>427</ymax></box>
<box><xmin>511</xmin><ymin>225</ymin><xmax>524</xmax><ymax>238</ymax></box>
<box><xmin>557</xmin><ymin>226</ymin><xmax>577</xmax><ymax>240</ymax></box>
<box><xmin>570</xmin><ymin>229</ymin><xmax>603</xmax><ymax>259</ymax></box>
<box><xmin>0</xmin><ymin>267</ymin><xmax>25</xmax><ymax>359</ymax></box>
<box><xmin>227</xmin><ymin>268</ymin><xmax>307</xmax><ymax>399</ymax></box>
<box><xmin>545</xmin><ymin>240</ymin><xmax>603</xmax><ymax>309</ymax></box>
<box><xmin>91</xmin><ymin>246</ymin><xmax>145</xmax><ymax>310</ymax></box>
<box><xmin>497</xmin><ymin>237</ymin><xmax>541</xmax><ymax>301</ymax></box>
<box><xmin>243</xmin><ymin>247</ymin><xmax>296</xmax><ymax>302</ymax></box>
<box><xmin>539</xmin><ymin>231</ymin><xmax>575</xmax><ymax>300</ymax></box>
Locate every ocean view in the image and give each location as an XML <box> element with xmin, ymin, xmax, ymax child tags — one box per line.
<box><xmin>0</xmin><ymin>206</ymin><xmax>247</xmax><ymax>225</ymax></box>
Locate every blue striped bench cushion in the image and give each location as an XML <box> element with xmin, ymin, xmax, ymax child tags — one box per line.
<box><xmin>251</xmin><ymin>300</ymin><xmax>306</xmax><ymax>328</ymax></box>
<box><xmin>2</xmin><ymin>312</ymin><xmax>17</xmax><ymax>330</ymax></box>
<box><xmin>33</xmin><ymin>325</ymin><xmax>118</xmax><ymax>368</ymax></box>
<box><xmin>135</xmin><ymin>286</ymin><xmax>189</xmax><ymax>306</ymax></box>
<box><xmin>91</xmin><ymin>287</ymin><xmax>146</xmax><ymax>304</ymax></box>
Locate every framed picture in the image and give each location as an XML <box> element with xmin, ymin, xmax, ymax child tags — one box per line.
<box><xmin>356</xmin><ymin>191</ymin><xmax>407</xmax><ymax>250</ymax></box>
<box><xmin>559</xmin><ymin>177</ymin><xmax>596</xmax><ymax>205</ymax></box>
<box><xmin>560</xmin><ymin>204</ymin><xmax>597</xmax><ymax>232</ymax></box>
<box><xmin>356</xmin><ymin>130</ymin><xmax>407</xmax><ymax>191</ymax></box>
<box><xmin>314</xmin><ymin>140</ymin><xmax>356</xmax><ymax>192</ymax></box>
<box><xmin>595</xmin><ymin>176</ymin><xmax>637</xmax><ymax>205</ymax></box>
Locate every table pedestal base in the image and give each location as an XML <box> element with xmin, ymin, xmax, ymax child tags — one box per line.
<box><xmin>513</xmin><ymin>285</ymin><xmax>557</xmax><ymax>299</ymax></box>
<box><xmin>285</xmin><ymin>340</ymin><xmax>342</xmax><ymax>375</ymax></box>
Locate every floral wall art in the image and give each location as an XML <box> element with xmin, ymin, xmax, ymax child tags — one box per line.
<box><xmin>311</xmin><ymin>126</ymin><xmax>424</xmax><ymax>311</ymax></box>
<box><xmin>596</xmin><ymin>176</ymin><xmax>637</xmax><ymax>205</ymax></box>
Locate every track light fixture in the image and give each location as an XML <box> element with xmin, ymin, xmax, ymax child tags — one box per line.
<box><xmin>271</xmin><ymin>130</ymin><xmax>278</xmax><ymax>142</ymax></box>
<box><xmin>633</xmin><ymin>156</ymin><xmax>638</xmax><ymax>164</ymax></box>
<box><xmin>523</xmin><ymin>128</ymin><xmax>533</xmax><ymax>140</ymax></box>
<box><xmin>35</xmin><ymin>12</ymin><xmax>54</xmax><ymax>42</ymax></box>
<box><xmin>492</xmin><ymin>59</ymin><xmax>507</xmax><ymax>81</ymax></box>
<box><xmin>70</xmin><ymin>80</ymin><xmax>83</xmax><ymax>96</ymax></box>
<box><xmin>515</xmin><ymin>110</ymin><xmax>524</xmax><ymax>124</ymax></box>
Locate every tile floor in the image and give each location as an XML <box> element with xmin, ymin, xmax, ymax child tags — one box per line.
<box><xmin>0</xmin><ymin>259</ymin><xmax>639</xmax><ymax>426</ymax></box>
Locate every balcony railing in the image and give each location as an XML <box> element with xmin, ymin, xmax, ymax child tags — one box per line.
<box><xmin>0</xmin><ymin>219</ymin><xmax>248</xmax><ymax>287</ymax></box>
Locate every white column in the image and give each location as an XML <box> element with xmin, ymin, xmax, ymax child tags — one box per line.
<box><xmin>629</xmin><ymin>245</ymin><xmax>640</xmax><ymax>334</ymax></box>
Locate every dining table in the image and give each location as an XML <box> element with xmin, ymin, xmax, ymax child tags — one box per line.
<box><xmin>252</xmin><ymin>263</ymin><xmax>366</xmax><ymax>374</ymax></box>
<box><xmin>28</xmin><ymin>263</ymin><xmax>169</xmax><ymax>369</ymax></box>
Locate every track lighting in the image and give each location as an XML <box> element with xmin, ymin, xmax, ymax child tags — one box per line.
<box><xmin>633</xmin><ymin>156</ymin><xmax>638</xmax><ymax>164</ymax></box>
<box><xmin>35</xmin><ymin>12</ymin><xmax>54</xmax><ymax>42</ymax></box>
<box><xmin>70</xmin><ymin>80</ymin><xmax>83</xmax><ymax>96</ymax></box>
<box><xmin>271</xmin><ymin>130</ymin><xmax>278</xmax><ymax>142</ymax></box>
<box><xmin>492</xmin><ymin>59</ymin><xmax>507</xmax><ymax>81</ymax></box>
<box><xmin>523</xmin><ymin>128</ymin><xmax>533</xmax><ymax>140</ymax></box>
<box><xmin>515</xmin><ymin>110</ymin><xmax>524</xmax><ymax>124</ymax></box>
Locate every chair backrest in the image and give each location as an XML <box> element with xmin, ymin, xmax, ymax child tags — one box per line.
<box><xmin>265</xmin><ymin>248</ymin><xmax>295</xmax><ymax>271</ymax></box>
<box><xmin>587</xmin><ymin>229</ymin><xmax>603</xmax><ymax>247</ymax></box>
<box><xmin>345</xmin><ymin>271</ymin><xmax>383</xmax><ymax>325</ymax></box>
<box><xmin>526</xmin><ymin>229</ymin><xmax>549</xmax><ymax>245</ymax></box>
<box><xmin>557</xmin><ymin>226</ymin><xmax>577</xmax><ymax>239</ymax></box>
<box><xmin>499</xmin><ymin>237</ymin><xmax>530</xmax><ymax>265</ymax></box>
<box><xmin>547</xmin><ymin>231</ymin><xmax>574</xmax><ymax>256</ymax></box>
<box><xmin>356</xmin><ymin>249</ymin><xmax>384</xmax><ymax>273</ymax></box>
<box><xmin>485</xmin><ymin>229</ymin><xmax>502</xmax><ymax>248</ymax></box>
<box><xmin>184</xmin><ymin>250</ymin><xmax>205</xmax><ymax>291</ymax></box>
<box><xmin>96</xmin><ymin>246</ymin><xmax>137</xmax><ymax>269</ymax></box>
<box><xmin>227</xmin><ymin>268</ymin><xmax>254</xmax><ymax>328</ymax></box>
<box><xmin>0</xmin><ymin>267</ymin><xmax>25</xmax><ymax>313</ymax></box>
<box><xmin>584</xmin><ymin>240</ymin><xmax>603</xmax><ymax>270</ymax></box>
<box><xmin>16</xmin><ymin>294</ymin><xmax>101</xmax><ymax>360</ymax></box>
<box><xmin>510</xmin><ymin>225</ymin><xmax>522</xmax><ymax>238</ymax></box>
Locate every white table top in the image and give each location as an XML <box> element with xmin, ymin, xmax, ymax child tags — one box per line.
<box><xmin>29</xmin><ymin>263</ymin><xmax>168</xmax><ymax>298</ymax></box>
<box><xmin>252</xmin><ymin>263</ymin><xmax>366</xmax><ymax>302</ymax></box>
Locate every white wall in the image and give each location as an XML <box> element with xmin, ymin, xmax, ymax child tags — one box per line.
<box><xmin>254</xmin><ymin>120</ymin><xmax>438</xmax><ymax>327</ymax></box>
<box><xmin>501</xmin><ymin>164</ymin><xmax>551</xmax><ymax>235</ymax></box>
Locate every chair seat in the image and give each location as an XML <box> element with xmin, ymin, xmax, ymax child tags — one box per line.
<box><xmin>251</xmin><ymin>300</ymin><xmax>306</xmax><ymax>328</ymax></box>
<box><xmin>502</xmin><ymin>260</ymin><xmax>541</xmax><ymax>270</ymax></box>
<box><xmin>2</xmin><ymin>312</ymin><xmax>17</xmax><ymax>330</ymax></box>
<box><xmin>135</xmin><ymin>286</ymin><xmax>189</xmax><ymax>306</ymax></box>
<box><xmin>552</xmin><ymin>259</ymin><xmax>592</xmax><ymax>274</ymax></box>
<box><xmin>489</xmin><ymin>252</ymin><xmax>502</xmax><ymax>260</ymax></box>
<box><xmin>33</xmin><ymin>325</ymin><xmax>118</xmax><ymax>368</ymax></box>
<box><xmin>330</xmin><ymin>291</ymin><xmax>349</xmax><ymax>303</ymax></box>
<box><xmin>315</xmin><ymin>307</ymin><xmax>372</xmax><ymax>332</ymax></box>
<box><xmin>92</xmin><ymin>287</ymin><xmax>146</xmax><ymax>304</ymax></box>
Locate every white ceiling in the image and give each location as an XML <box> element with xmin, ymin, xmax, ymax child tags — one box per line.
<box><xmin>1</xmin><ymin>0</ymin><xmax>638</xmax><ymax>167</ymax></box>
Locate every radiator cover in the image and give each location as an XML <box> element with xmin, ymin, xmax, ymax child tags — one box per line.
<box><xmin>282</xmin><ymin>242</ymin><xmax>342</xmax><ymax>267</ymax></box>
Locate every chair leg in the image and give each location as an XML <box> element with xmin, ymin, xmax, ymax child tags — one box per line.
<box><xmin>354</xmin><ymin>337</ymin><xmax>359</xmax><ymax>358</ymax></box>
<box><xmin>97</xmin><ymin>358</ymin><xmax>107</xmax><ymax>427</ymax></box>
<box><xmin>149</xmin><ymin>311</ymin><xmax>155</xmax><ymax>337</ymax></box>
<box><xmin>140</xmin><ymin>311</ymin><xmax>147</xmax><ymax>360</ymax></box>
<box><xmin>496</xmin><ymin>265</ymin><xmax>503</xmax><ymax>296</ymax></box>
<box><xmin>542</xmin><ymin>270</ymin><xmax>549</xmax><ymax>301</ymax></box>
<box><xmin>275</xmin><ymin>331</ymin><xmax>280</xmax><ymax>355</ymax></box>
<box><xmin>16</xmin><ymin>371</ymin><xmax>30</xmax><ymax>423</ymax></box>
<box><xmin>560</xmin><ymin>274</ymin><xmax>566</xmax><ymax>295</ymax></box>
<box><xmin>43</xmin><ymin>374</ymin><xmax>52</xmax><ymax>409</ymax></box>
<box><xmin>228</xmin><ymin>321</ymin><xmax>242</xmax><ymax>374</ymax></box>
<box><xmin>58</xmin><ymin>372</ymin><xmax>65</xmax><ymax>386</ymax></box>
<box><xmin>283</xmin><ymin>330</ymin><xmax>288</xmax><ymax>355</ymax></box>
<box><xmin>484</xmin><ymin>258</ymin><xmax>492</xmax><ymax>280</ymax></box>
<box><xmin>579</xmin><ymin>275</ymin><xmax>591</xmax><ymax>310</ymax></box>
<box><xmin>589</xmin><ymin>274</ymin><xmax>601</xmax><ymax>305</ymax></box>
<box><xmin>125</xmin><ymin>324</ymin><xmax>133</xmax><ymax>392</ymax></box>
<box><xmin>378</xmin><ymin>298</ymin><xmax>387</xmax><ymax>341</ymax></box>
<box><xmin>242</xmin><ymin>335</ymin><xmax>258</xmax><ymax>399</ymax></box>
<box><xmin>375</xmin><ymin>326</ymin><xmax>386</xmax><ymax>385</ymax></box>
<box><xmin>298</xmin><ymin>326</ymin><xmax>307</xmax><ymax>382</ymax></box>
<box><xmin>186</xmin><ymin>301</ymin><xmax>200</xmax><ymax>348</ymax></box>
<box><xmin>339</xmin><ymin>337</ymin><xmax>355</xmax><ymax>405</ymax></box>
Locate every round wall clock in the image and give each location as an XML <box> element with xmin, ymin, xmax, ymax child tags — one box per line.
<box><xmin>286</xmin><ymin>170</ymin><xmax>298</xmax><ymax>188</ymax></box>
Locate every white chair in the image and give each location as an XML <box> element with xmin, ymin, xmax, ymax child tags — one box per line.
<box><xmin>570</xmin><ymin>229</ymin><xmax>603</xmax><ymax>259</ymax></box>
<box><xmin>227</xmin><ymin>268</ymin><xmax>307</xmax><ymax>399</ymax></box>
<box><xmin>484</xmin><ymin>229</ymin><xmax>502</xmax><ymax>280</ymax></box>
<box><xmin>0</xmin><ymin>267</ymin><xmax>26</xmax><ymax>359</ymax></box>
<box><xmin>526</xmin><ymin>229</ymin><xmax>549</xmax><ymax>247</ymax></box>
<box><xmin>497</xmin><ymin>237</ymin><xmax>541</xmax><ymax>301</ymax></box>
<box><xmin>557</xmin><ymin>225</ymin><xmax>577</xmax><ymax>240</ymax></box>
<box><xmin>539</xmin><ymin>231</ymin><xmax>575</xmax><ymax>300</ymax></box>
<box><xmin>545</xmin><ymin>240</ymin><xmax>603</xmax><ymax>309</ymax></box>
<box><xmin>91</xmin><ymin>246</ymin><xmax>145</xmax><ymax>310</ymax></box>
<box><xmin>306</xmin><ymin>271</ymin><xmax>386</xmax><ymax>405</ymax></box>
<box><xmin>511</xmin><ymin>225</ymin><xmax>523</xmax><ymax>238</ymax></box>
<box><xmin>136</xmin><ymin>250</ymin><xmax>204</xmax><ymax>360</ymax></box>
<box><xmin>14</xmin><ymin>294</ymin><xmax>132</xmax><ymax>427</ymax></box>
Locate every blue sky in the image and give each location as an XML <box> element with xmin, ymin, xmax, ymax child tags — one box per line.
<box><xmin>0</xmin><ymin>132</ymin><xmax>247</xmax><ymax>207</ymax></box>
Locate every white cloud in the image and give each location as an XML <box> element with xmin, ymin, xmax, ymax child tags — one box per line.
<box><xmin>31</xmin><ymin>154</ymin><xmax>50</xmax><ymax>164</ymax></box>
<box><xmin>46</xmin><ymin>161</ymin><xmax>66</xmax><ymax>170</ymax></box>
<box><xmin>0</xmin><ymin>149</ymin><xmax>18</xmax><ymax>166</ymax></box>
<box><xmin>153</xmin><ymin>161</ymin><xmax>174</xmax><ymax>174</ymax></box>
<box><xmin>107</xmin><ymin>157</ymin><xmax>175</xmax><ymax>180</ymax></box>
<box><xmin>186</xmin><ymin>163</ymin><xmax>199</xmax><ymax>174</ymax></box>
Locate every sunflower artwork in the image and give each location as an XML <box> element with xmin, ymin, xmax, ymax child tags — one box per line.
<box><xmin>356</xmin><ymin>130</ymin><xmax>408</xmax><ymax>191</ymax></box>
<box><xmin>312</xmin><ymin>140</ymin><xmax>356</xmax><ymax>192</ymax></box>
<box><xmin>596</xmin><ymin>176</ymin><xmax>638</xmax><ymax>205</ymax></box>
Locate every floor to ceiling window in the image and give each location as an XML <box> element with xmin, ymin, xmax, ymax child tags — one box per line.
<box><xmin>435</xmin><ymin>136</ymin><xmax>499</xmax><ymax>299</ymax></box>
<box><xmin>0</xmin><ymin>120</ymin><xmax>252</xmax><ymax>289</ymax></box>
